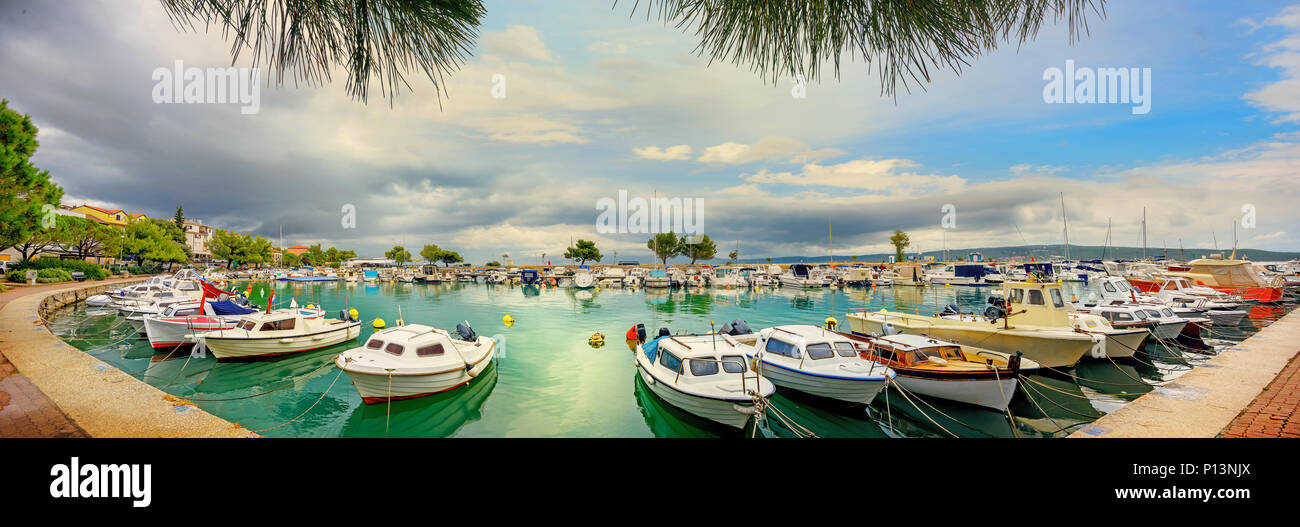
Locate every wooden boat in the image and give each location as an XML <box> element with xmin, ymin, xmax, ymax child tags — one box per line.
<box><xmin>336</xmin><ymin>323</ymin><xmax>496</xmax><ymax>404</ymax></box>
<box><xmin>847</xmin><ymin>332</ymin><xmax>1038</xmax><ymax>411</ymax></box>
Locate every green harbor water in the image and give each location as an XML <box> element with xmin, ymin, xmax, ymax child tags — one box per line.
<box><xmin>45</xmin><ymin>280</ymin><xmax>1295</xmax><ymax>438</ymax></box>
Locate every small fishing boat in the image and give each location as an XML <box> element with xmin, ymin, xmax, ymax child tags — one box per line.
<box><xmin>848</xmin><ymin>280</ymin><xmax>1104</xmax><ymax>368</ymax></box>
<box><xmin>336</xmin><ymin>322</ymin><xmax>495</xmax><ymax>404</ymax></box>
<box><xmin>195</xmin><ymin>306</ymin><xmax>361</xmax><ymax>360</ymax></box>
<box><xmin>730</xmin><ymin>324</ymin><xmax>894</xmax><ymax>404</ymax></box>
<box><xmin>142</xmin><ymin>299</ymin><xmax>258</xmax><ymax>351</ymax></box>
<box><xmin>644</xmin><ymin>268</ymin><xmax>672</xmax><ymax>288</ymax></box>
<box><xmin>634</xmin><ymin>331</ymin><xmax>775</xmax><ymax>429</ymax></box>
<box><xmin>850</xmin><ymin>332</ymin><xmax>1037</xmax><ymax>411</ymax></box>
<box><xmin>889</xmin><ymin>261</ymin><xmax>928</xmax><ymax>286</ymax></box>
<box><xmin>1155</xmin><ymin>257</ymin><xmax>1284</xmax><ymax>302</ymax></box>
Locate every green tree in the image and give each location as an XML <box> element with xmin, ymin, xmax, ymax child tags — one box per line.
<box><xmin>173</xmin><ymin>205</ymin><xmax>185</xmax><ymax>232</ymax></box>
<box><xmin>647</xmin><ymin>232</ymin><xmax>680</xmax><ymax>265</ymax></box>
<box><xmin>59</xmin><ymin>216</ymin><xmax>121</xmax><ymax>260</ymax></box>
<box><xmin>386</xmin><ymin>245</ymin><xmax>412</xmax><ymax>264</ymax></box>
<box><xmin>122</xmin><ymin>220</ymin><xmax>187</xmax><ymax>266</ymax></box>
<box><xmin>303</xmin><ymin>243</ymin><xmax>327</xmax><ymax>266</ymax></box>
<box><xmin>419</xmin><ymin>244</ymin><xmax>443</xmax><ymax>264</ymax></box>
<box><xmin>0</xmin><ymin>99</ymin><xmax>64</xmax><ymax>255</ymax></box>
<box><xmin>679</xmin><ymin>233</ymin><xmax>716</xmax><ymax>265</ymax></box>
<box><xmin>325</xmin><ymin>246</ymin><xmax>340</xmax><ymax>264</ymax></box>
<box><xmin>728</xmin><ymin>249</ymin><xmax>739</xmax><ymax>263</ymax></box>
<box><xmin>438</xmin><ymin>250</ymin><xmax>464</xmax><ymax>267</ymax></box>
<box><xmin>209</xmin><ymin>230</ymin><xmax>245</xmax><ymax>268</ymax></box>
<box><xmin>564</xmin><ymin>239</ymin><xmax>603</xmax><ymax>266</ymax></box>
<box><xmin>485</xmin><ymin>260</ymin><xmax>501</xmax><ymax>267</ymax></box>
<box><xmin>890</xmin><ymin>229</ymin><xmax>911</xmax><ymax>262</ymax></box>
<box><xmin>282</xmin><ymin>251</ymin><xmax>300</xmax><ymax>267</ymax></box>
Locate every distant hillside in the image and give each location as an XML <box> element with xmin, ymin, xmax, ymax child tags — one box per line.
<box><xmin>725</xmin><ymin>244</ymin><xmax>1300</xmax><ymax>264</ymax></box>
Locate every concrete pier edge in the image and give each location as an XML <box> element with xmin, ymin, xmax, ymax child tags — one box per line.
<box><xmin>1070</xmin><ymin>308</ymin><xmax>1300</xmax><ymax>438</ymax></box>
<box><xmin>0</xmin><ymin>279</ymin><xmax>258</xmax><ymax>438</ymax></box>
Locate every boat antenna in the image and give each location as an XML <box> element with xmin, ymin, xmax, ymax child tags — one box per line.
<box><xmin>1060</xmin><ymin>192</ymin><xmax>1070</xmax><ymax>261</ymax></box>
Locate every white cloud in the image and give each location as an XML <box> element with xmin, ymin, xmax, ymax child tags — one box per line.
<box><xmin>1244</xmin><ymin>5</ymin><xmax>1300</xmax><ymax>122</ymax></box>
<box><xmin>633</xmin><ymin>145</ymin><xmax>692</xmax><ymax>160</ymax></box>
<box><xmin>742</xmin><ymin>158</ymin><xmax>966</xmax><ymax>195</ymax></box>
<box><xmin>479</xmin><ymin>25</ymin><xmax>553</xmax><ymax>62</ymax></box>
<box><xmin>696</xmin><ymin>137</ymin><xmax>843</xmax><ymax>165</ymax></box>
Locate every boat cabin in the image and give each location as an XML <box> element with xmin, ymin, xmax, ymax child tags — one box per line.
<box><xmin>641</xmin><ymin>334</ymin><xmax>755</xmax><ymax>386</ymax></box>
<box><xmin>358</xmin><ymin>325</ymin><xmax>472</xmax><ymax>365</ymax></box>
<box><xmin>1000</xmin><ymin>280</ymin><xmax>1071</xmax><ymax>326</ymax></box>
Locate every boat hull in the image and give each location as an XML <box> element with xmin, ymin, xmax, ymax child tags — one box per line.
<box><xmin>143</xmin><ymin>316</ymin><xmax>237</xmax><ymax>350</ymax></box>
<box><xmin>848</xmin><ymin>315</ymin><xmax>1093</xmax><ymax>368</ymax></box>
<box><xmin>894</xmin><ymin>375</ymin><xmax>1019</xmax><ymax>412</ymax></box>
<box><xmin>756</xmin><ymin>360</ymin><xmax>888</xmax><ymax>404</ymax></box>
<box><xmin>343</xmin><ymin>348</ymin><xmax>496</xmax><ymax>405</ymax></box>
<box><xmin>635</xmin><ymin>363</ymin><xmax>757</xmax><ymax>429</ymax></box>
<box><xmin>203</xmin><ymin>323</ymin><xmax>361</xmax><ymax>360</ymax></box>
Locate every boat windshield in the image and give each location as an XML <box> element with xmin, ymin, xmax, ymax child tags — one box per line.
<box><xmin>806</xmin><ymin>343</ymin><xmax>834</xmax><ymax>360</ymax></box>
<box><xmin>721</xmin><ymin>355</ymin><xmax>746</xmax><ymax>373</ymax></box>
<box><xmin>764</xmin><ymin>338</ymin><xmax>800</xmax><ymax>358</ymax></box>
<box><xmin>237</xmin><ymin>320</ymin><xmax>256</xmax><ymax>331</ymax></box>
<box><xmin>689</xmin><ymin>358</ymin><xmax>719</xmax><ymax>376</ymax></box>
<box><xmin>833</xmin><ymin>342</ymin><xmax>857</xmax><ymax>357</ymax></box>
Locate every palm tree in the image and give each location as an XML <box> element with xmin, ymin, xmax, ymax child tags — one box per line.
<box><xmin>160</xmin><ymin>0</ymin><xmax>1104</xmax><ymax>103</ymax></box>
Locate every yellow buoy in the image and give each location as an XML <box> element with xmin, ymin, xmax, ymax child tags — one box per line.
<box><xmin>589</xmin><ymin>332</ymin><xmax>605</xmax><ymax>348</ymax></box>
<box><xmin>503</xmin><ymin>314</ymin><xmax>514</xmax><ymax>327</ymax></box>
<box><xmin>373</xmin><ymin>318</ymin><xmax>386</xmax><ymax>329</ymax></box>
<box><xmin>944</xmin><ymin>283</ymin><xmax>950</xmax><ymax>288</ymax></box>
<box><xmin>307</xmin><ymin>304</ymin><xmax>315</xmax><ymax>309</ymax></box>
<box><xmin>824</xmin><ymin>316</ymin><xmax>838</xmax><ymax>330</ymax></box>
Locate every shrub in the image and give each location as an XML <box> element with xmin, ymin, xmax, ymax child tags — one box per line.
<box><xmin>12</xmin><ymin>258</ymin><xmax>108</xmax><ymax>280</ymax></box>
<box><xmin>6</xmin><ymin>268</ymin><xmax>74</xmax><ymax>284</ymax></box>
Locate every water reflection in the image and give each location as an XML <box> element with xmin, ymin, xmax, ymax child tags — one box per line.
<box><xmin>342</xmin><ymin>361</ymin><xmax>499</xmax><ymax>437</ymax></box>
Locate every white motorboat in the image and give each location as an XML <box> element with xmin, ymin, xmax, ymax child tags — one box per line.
<box><xmin>336</xmin><ymin>322</ymin><xmax>496</xmax><ymax>404</ymax></box>
<box><xmin>927</xmin><ymin>263</ymin><xmax>997</xmax><ymax>287</ymax></box>
<box><xmin>779</xmin><ymin>264</ymin><xmax>828</xmax><ymax>288</ymax></box>
<box><xmin>732</xmin><ymin>324</ymin><xmax>894</xmax><ymax>404</ymax></box>
<box><xmin>598</xmin><ymin>267</ymin><xmax>626</xmax><ymax>288</ymax></box>
<box><xmin>634</xmin><ymin>333</ymin><xmax>775</xmax><ymax>429</ymax></box>
<box><xmin>711</xmin><ymin>266</ymin><xmax>749</xmax><ymax>288</ymax></box>
<box><xmin>643</xmin><ymin>269</ymin><xmax>672</xmax><ymax>288</ymax></box>
<box><xmin>194</xmin><ymin>307</ymin><xmax>361</xmax><ymax>360</ymax></box>
<box><xmin>572</xmin><ymin>267</ymin><xmax>597</xmax><ymax>289</ymax></box>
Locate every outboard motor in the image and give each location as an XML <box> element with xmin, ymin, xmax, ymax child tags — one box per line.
<box><xmin>455</xmin><ymin>322</ymin><xmax>476</xmax><ymax>341</ymax></box>
<box><xmin>728</xmin><ymin>319</ymin><xmax>751</xmax><ymax>335</ymax></box>
<box><xmin>657</xmin><ymin>327</ymin><xmax>671</xmax><ymax>339</ymax></box>
<box><xmin>881</xmin><ymin>322</ymin><xmax>899</xmax><ymax>336</ymax></box>
<box><xmin>940</xmin><ymin>303</ymin><xmax>961</xmax><ymax>316</ymax></box>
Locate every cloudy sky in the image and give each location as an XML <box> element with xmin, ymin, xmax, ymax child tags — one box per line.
<box><xmin>1</xmin><ymin>1</ymin><xmax>1298</xmax><ymax>264</ymax></box>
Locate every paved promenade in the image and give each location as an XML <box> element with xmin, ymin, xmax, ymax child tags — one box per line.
<box><xmin>0</xmin><ymin>278</ymin><xmax>257</xmax><ymax>438</ymax></box>
<box><xmin>1072</xmin><ymin>307</ymin><xmax>1300</xmax><ymax>438</ymax></box>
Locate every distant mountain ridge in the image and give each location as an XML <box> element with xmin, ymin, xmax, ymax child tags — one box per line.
<box><xmin>718</xmin><ymin>244</ymin><xmax>1300</xmax><ymax>264</ymax></box>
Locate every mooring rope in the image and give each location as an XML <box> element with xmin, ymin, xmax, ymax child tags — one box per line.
<box><xmin>252</xmin><ymin>368</ymin><xmax>345</xmax><ymax>434</ymax></box>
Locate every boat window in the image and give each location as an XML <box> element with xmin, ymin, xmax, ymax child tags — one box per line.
<box><xmin>660</xmin><ymin>351</ymin><xmax>683</xmax><ymax>372</ymax></box>
<box><xmin>874</xmin><ymin>346</ymin><xmax>897</xmax><ymax>362</ymax></box>
<box><xmin>385</xmin><ymin>343</ymin><xmax>404</xmax><ymax>356</ymax></box>
<box><xmin>259</xmin><ymin>318</ymin><xmax>295</xmax><ymax>331</ymax></box>
<box><xmin>1134</xmin><ymin>311</ymin><xmax>1149</xmax><ymax>320</ymax></box>
<box><xmin>1162</xmin><ymin>309</ymin><xmax>1175</xmax><ymax>317</ymax></box>
<box><xmin>806</xmin><ymin>343</ymin><xmax>834</xmax><ymax>359</ymax></box>
<box><xmin>416</xmin><ymin>344</ymin><xmax>445</xmax><ymax>357</ymax></box>
<box><xmin>1103</xmin><ymin>281</ymin><xmax>1116</xmax><ymax>292</ymax></box>
<box><xmin>237</xmin><ymin>320</ymin><xmax>256</xmax><ymax>330</ymax></box>
<box><xmin>721</xmin><ymin>355</ymin><xmax>746</xmax><ymax>373</ymax></box>
<box><xmin>1008</xmin><ymin>288</ymin><xmax>1025</xmax><ymax>304</ymax></box>
<box><xmin>365</xmin><ymin>339</ymin><xmax>384</xmax><ymax>350</ymax></box>
<box><xmin>833</xmin><ymin>342</ymin><xmax>857</xmax><ymax>357</ymax></box>
<box><xmin>690</xmin><ymin>358</ymin><xmax>719</xmax><ymax>376</ymax></box>
<box><xmin>1027</xmin><ymin>289</ymin><xmax>1045</xmax><ymax>305</ymax></box>
<box><xmin>764</xmin><ymin>338</ymin><xmax>800</xmax><ymax>359</ymax></box>
<box><xmin>1115</xmin><ymin>313</ymin><xmax>1133</xmax><ymax>321</ymax></box>
<box><xmin>1050</xmin><ymin>288</ymin><xmax>1064</xmax><ymax>308</ymax></box>
<box><xmin>1145</xmin><ymin>310</ymin><xmax>1162</xmax><ymax>318</ymax></box>
<box><xmin>174</xmin><ymin>308</ymin><xmax>199</xmax><ymax>316</ymax></box>
<box><xmin>909</xmin><ymin>348</ymin><xmax>945</xmax><ymax>363</ymax></box>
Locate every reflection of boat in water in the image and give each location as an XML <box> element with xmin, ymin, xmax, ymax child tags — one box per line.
<box><xmin>341</xmin><ymin>361</ymin><xmax>498</xmax><ymax>437</ymax></box>
<box><xmin>759</xmin><ymin>390</ymin><xmax>890</xmax><ymax>438</ymax></box>
<box><xmin>632</xmin><ymin>372</ymin><xmax>739</xmax><ymax>438</ymax></box>
<box><xmin>194</xmin><ymin>346</ymin><xmax>341</xmax><ymax>396</ymax></box>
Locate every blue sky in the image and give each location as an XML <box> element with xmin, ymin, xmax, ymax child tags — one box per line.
<box><xmin>2</xmin><ymin>0</ymin><xmax>1298</xmax><ymax>263</ymax></box>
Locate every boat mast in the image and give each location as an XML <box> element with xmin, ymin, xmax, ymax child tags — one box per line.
<box><xmin>1060</xmin><ymin>192</ymin><xmax>1070</xmax><ymax>261</ymax></box>
<box><xmin>1142</xmin><ymin>207</ymin><xmax>1148</xmax><ymax>260</ymax></box>
<box><xmin>828</xmin><ymin>219</ymin><xmax>833</xmax><ymax>263</ymax></box>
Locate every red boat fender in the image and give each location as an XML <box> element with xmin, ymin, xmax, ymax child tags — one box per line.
<box><xmin>625</xmin><ymin>326</ymin><xmax>638</xmax><ymax>341</ymax></box>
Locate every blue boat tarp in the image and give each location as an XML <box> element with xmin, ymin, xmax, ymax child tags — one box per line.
<box><xmin>953</xmin><ymin>264</ymin><xmax>988</xmax><ymax>279</ymax></box>
<box><xmin>643</xmin><ymin>337</ymin><xmax>662</xmax><ymax>363</ymax></box>
<box><xmin>1023</xmin><ymin>263</ymin><xmax>1054</xmax><ymax>278</ymax></box>
<box><xmin>208</xmin><ymin>300</ymin><xmax>257</xmax><ymax>315</ymax></box>
<box><xmin>363</xmin><ymin>270</ymin><xmax>379</xmax><ymax>278</ymax></box>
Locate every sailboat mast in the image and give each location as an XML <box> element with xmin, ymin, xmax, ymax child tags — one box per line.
<box><xmin>1142</xmin><ymin>207</ymin><xmax>1148</xmax><ymax>260</ymax></box>
<box><xmin>1060</xmin><ymin>193</ymin><xmax>1070</xmax><ymax>260</ymax></box>
<box><xmin>828</xmin><ymin>220</ymin><xmax>833</xmax><ymax>263</ymax></box>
